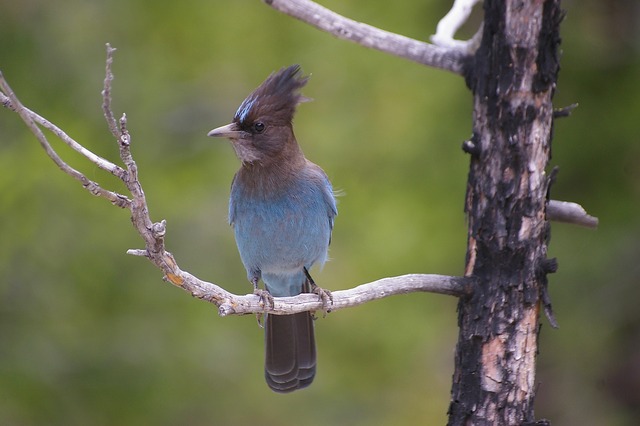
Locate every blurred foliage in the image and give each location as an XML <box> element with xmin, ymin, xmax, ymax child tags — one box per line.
<box><xmin>0</xmin><ymin>0</ymin><xmax>638</xmax><ymax>425</ymax></box>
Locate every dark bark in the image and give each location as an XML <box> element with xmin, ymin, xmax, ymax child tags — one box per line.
<box><xmin>448</xmin><ymin>1</ymin><xmax>563</xmax><ymax>425</ymax></box>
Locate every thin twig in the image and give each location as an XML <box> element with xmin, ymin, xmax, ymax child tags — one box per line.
<box><xmin>263</xmin><ymin>0</ymin><xmax>470</xmax><ymax>75</ymax></box>
<box><xmin>553</xmin><ymin>103</ymin><xmax>579</xmax><ymax>118</ymax></box>
<box><xmin>100</xmin><ymin>52</ymin><xmax>165</xmax><ymax>258</ymax></box>
<box><xmin>102</xmin><ymin>43</ymin><xmax>121</xmax><ymax>140</ymax></box>
<box><xmin>0</xmin><ymin>91</ymin><xmax>126</xmax><ymax>180</ymax></box>
<box><xmin>0</xmin><ymin>73</ymin><xmax>131</xmax><ymax>208</ymax></box>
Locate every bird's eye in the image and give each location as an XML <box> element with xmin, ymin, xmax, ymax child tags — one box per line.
<box><xmin>253</xmin><ymin>122</ymin><xmax>265</xmax><ymax>133</ymax></box>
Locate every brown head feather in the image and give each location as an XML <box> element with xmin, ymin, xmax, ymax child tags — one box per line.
<box><xmin>233</xmin><ymin>65</ymin><xmax>308</xmax><ymax>128</ymax></box>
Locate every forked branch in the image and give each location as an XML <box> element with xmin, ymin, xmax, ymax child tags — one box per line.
<box><xmin>430</xmin><ymin>0</ymin><xmax>483</xmax><ymax>51</ymax></box>
<box><xmin>0</xmin><ymin>72</ymin><xmax>130</xmax><ymax>208</ymax></box>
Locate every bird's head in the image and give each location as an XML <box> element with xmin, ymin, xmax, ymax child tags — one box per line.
<box><xmin>208</xmin><ymin>65</ymin><xmax>310</xmax><ymax>165</ymax></box>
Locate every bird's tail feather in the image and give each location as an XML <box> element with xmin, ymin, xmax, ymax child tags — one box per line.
<box><xmin>264</xmin><ymin>311</ymin><xmax>316</xmax><ymax>393</ymax></box>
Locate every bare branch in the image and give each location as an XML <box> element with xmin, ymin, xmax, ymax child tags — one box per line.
<box><xmin>547</xmin><ymin>200</ymin><xmax>598</xmax><ymax>228</ymax></box>
<box><xmin>0</xmin><ymin>87</ymin><xmax>126</xmax><ymax>180</ymax></box>
<box><xmin>0</xmin><ymin>73</ymin><xmax>131</xmax><ymax>208</ymax></box>
<box><xmin>263</xmin><ymin>0</ymin><xmax>470</xmax><ymax>75</ymax></box>
<box><xmin>431</xmin><ymin>0</ymin><xmax>483</xmax><ymax>53</ymax></box>
<box><xmin>102</xmin><ymin>43</ymin><xmax>123</xmax><ymax>141</ymax></box>
<box><xmin>126</xmin><ymin>246</ymin><xmax>470</xmax><ymax>315</ymax></box>
<box><xmin>120</xmin><ymin>260</ymin><xmax>471</xmax><ymax>316</ymax></box>
<box><xmin>217</xmin><ymin>274</ymin><xmax>471</xmax><ymax>316</ymax></box>
<box><xmin>553</xmin><ymin>102</ymin><xmax>579</xmax><ymax>118</ymax></box>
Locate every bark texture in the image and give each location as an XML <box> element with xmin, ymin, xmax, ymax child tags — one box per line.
<box><xmin>448</xmin><ymin>1</ymin><xmax>563</xmax><ymax>424</ymax></box>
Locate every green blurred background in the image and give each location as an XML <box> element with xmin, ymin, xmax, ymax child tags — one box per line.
<box><xmin>1</xmin><ymin>0</ymin><xmax>638</xmax><ymax>424</ymax></box>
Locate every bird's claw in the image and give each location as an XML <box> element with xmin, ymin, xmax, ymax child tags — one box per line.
<box><xmin>253</xmin><ymin>287</ymin><xmax>274</xmax><ymax>310</ymax></box>
<box><xmin>303</xmin><ymin>266</ymin><xmax>333</xmax><ymax>313</ymax></box>
<box><xmin>312</xmin><ymin>285</ymin><xmax>333</xmax><ymax>313</ymax></box>
<box><xmin>252</xmin><ymin>287</ymin><xmax>274</xmax><ymax>328</ymax></box>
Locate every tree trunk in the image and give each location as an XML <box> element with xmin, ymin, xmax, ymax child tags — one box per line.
<box><xmin>448</xmin><ymin>1</ymin><xmax>562</xmax><ymax>425</ymax></box>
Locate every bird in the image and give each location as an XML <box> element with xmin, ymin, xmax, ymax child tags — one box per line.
<box><xmin>207</xmin><ymin>65</ymin><xmax>337</xmax><ymax>393</ymax></box>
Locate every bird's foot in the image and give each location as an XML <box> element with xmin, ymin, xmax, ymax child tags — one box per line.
<box><xmin>252</xmin><ymin>283</ymin><xmax>274</xmax><ymax>310</ymax></box>
<box><xmin>304</xmin><ymin>267</ymin><xmax>333</xmax><ymax>314</ymax></box>
<box><xmin>251</xmin><ymin>278</ymin><xmax>273</xmax><ymax>328</ymax></box>
<box><xmin>312</xmin><ymin>286</ymin><xmax>333</xmax><ymax>315</ymax></box>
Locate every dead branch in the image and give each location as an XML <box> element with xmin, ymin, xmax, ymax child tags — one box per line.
<box><xmin>431</xmin><ymin>0</ymin><xmax>483</xmax><ymax>52</ymax></box>
<box><xmin>263</xmin><ymin>0</ymin><xmax>473</xmax><ymax>75</ymax></box>
<box><xmin>547</xmin><ymin>199</ymin><xmax>599</xmax><ymax>228</ymax></box>
<box><xmin>0</xmin><ymin>72</ymin><xmax>130</xmax><ymax>208</ymax></box>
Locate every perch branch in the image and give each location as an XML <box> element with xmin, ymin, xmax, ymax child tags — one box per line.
<box><xmin>124</xmin><ymin>257</ymin><xmax>472</xmax><ymax>316</ymax></box>
<box><xmin>217</xmin><ymin>274</ymin><xmax>471</xmax><ymax>316</ymax></box>
<box><xmin>263</xmin><ymin>0</ymin><xmax>471</xmax><ymax>75</ymax></box>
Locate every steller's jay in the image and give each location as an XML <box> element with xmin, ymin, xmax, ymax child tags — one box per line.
<box><xmin>207</xmin><ymin>65</ymin><xmax>337</xmax><ymax>393</ymax></box>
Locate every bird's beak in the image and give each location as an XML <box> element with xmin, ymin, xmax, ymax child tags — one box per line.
<box><xmin>207</xmin><ymin>122</ymin><xmax>242</xmax><ymax>139</ymax></box>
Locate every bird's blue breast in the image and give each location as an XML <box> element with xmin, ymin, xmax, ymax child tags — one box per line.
<box><xmin>229</xmin><ymin>169</ymin><xmax>336</xmax><ymax>297</ymax></box>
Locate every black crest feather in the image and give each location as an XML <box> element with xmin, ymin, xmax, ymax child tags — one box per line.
<box><xmin>234</xmin><ymin>65</ymin><xmax>309</xmax><ymax>126</ymax></box>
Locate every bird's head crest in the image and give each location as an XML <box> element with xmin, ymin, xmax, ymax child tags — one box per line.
<box><xmin>233</xmin><ymin>65</ymin><xmax>309</xmax><ymax>127</ymax></box>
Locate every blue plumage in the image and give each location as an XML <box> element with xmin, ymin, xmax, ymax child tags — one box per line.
<box><xmin>208</xmin><ymin>65</ymin><xmax>336</xmax><ymax>392</ymax></box>
<box><xmin>230</xmin><ymin>170</ymin><xmax>336</xmax><ymax>295</ymax></box>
